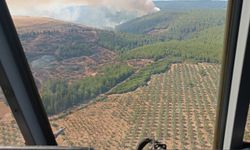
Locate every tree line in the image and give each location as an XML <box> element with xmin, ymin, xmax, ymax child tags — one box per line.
<box><xmin>41</xmin><ymin>64</ymin><xmax>133</xmax><ymax>115</ymax></box>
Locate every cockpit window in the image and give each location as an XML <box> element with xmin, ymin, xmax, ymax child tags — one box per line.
<box><xmin>1</xmin><ymin>0</ymin><xmax>228</xmax><ymax>149</ymax></box>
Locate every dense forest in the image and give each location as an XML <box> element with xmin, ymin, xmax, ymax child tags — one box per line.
<box><xmin>110</xmin><ymin>26</ymin><xmax>224</xmax><ymax>94</ymax></box>
<box><xmin>120</xmin><ymin>26</ymin><xmax>224</xmax><ymax>62</ymax></box>
<box><xmin>116</xmin><ymin>10</ymin><xmax>225</xmax><ymax>40</ymax></box>
<box><xmin>96</xmin><ymin>30</ymin><xmax>159</xmax><ymax>52</ymax></box>
<box><xmin>41</xmin><ymin>64</ymin><xmax>133</xmax><ymax>114</ymax></box>
<box><xmin>37</xmin><ymin>9</ymin><xmax>226</xmax><ymax>115</ymax></box>
<box><xmin>110</xmin><ymin>57</ymin><xmax>182</xmax><ymax>94</ymax></box>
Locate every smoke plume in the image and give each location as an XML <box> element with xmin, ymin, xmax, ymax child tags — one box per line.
<box><xmin>7</xmin><ymin>0</ymin><xmax>160</xmax><ymax>15</ymax></box>
<box><xmin>6</xmin><ymin>0</ymin><xmax>160</xmax><ymax>28</ymax></box>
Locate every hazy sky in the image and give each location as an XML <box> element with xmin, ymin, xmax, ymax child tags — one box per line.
<box><xmin>6</xmin><ymin>0</ymin><xmax>160</xmax><ymax>16</ymax></box>
<box><xmin>6</xmin><ymin>0</ymin><xmax>226</xmax><ymax>28</ymax></box>
<box><xmin>6</xmin><ymin>0</ymin><xmax>226</xmax><ymax>16</ymax></box>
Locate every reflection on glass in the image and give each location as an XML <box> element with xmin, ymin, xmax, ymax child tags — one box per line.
<box><xmin>6</xmin><ymin>0</ymin><xmax>227</xmax><ymax>149</ymax></box>
<box><xmin>0</xmin><ymin>88</ymin><xmax>24</xmax><ymax>146</ymax></box>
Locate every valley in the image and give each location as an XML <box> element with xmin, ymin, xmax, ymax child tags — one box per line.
<box><xmin>16</xmin><ymin>9</ymin><xmax>224</xmax><ymax>115</ymax></box>
<box><xmin>0</xmin><ymin>1</ymin><xmax>231</xmax><ymax>149</ymax></box>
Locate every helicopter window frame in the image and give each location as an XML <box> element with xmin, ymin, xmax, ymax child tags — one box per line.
<box><xmin>214</xmin><ymin>0</ymin><xmax>250</xmax><ymax>149</ymax></box>
<box><xmin>0</xmin><ymin>0</ymin><xmax>57</xmax><ymax>146</ymax></box>
<box><xmin>1</xmin><ymin>0</ymin><xmax>250</xmax><ymax>149</ymax></box>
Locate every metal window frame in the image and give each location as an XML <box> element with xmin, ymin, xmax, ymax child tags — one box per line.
<box><xmin>1</xmin><ymin>0</ymin><xmax>250</xmax><ymax>149</ymax></box>
<box><xmin>214</xmin><ymin>0</ymin><xmax>250</xmax><ymax>149</ymax></box>
<box><xmin>0</xmin><ymin>1</ymin><xmax>94</xmax><ymax>149</ymax></box>
<box><xmin>0</xmin><ymin>0</ymin><xmax>57</xmax><ymax>146</ymax></box>
<box><xmin>0</xmin><ymin>147</ymin><xmax>93</xmax><ymax>150</ymax></box>
<box><xmin>232</xmin><ymin>22</ymin><xmax>250</xmax><ymax>150</ymax></box>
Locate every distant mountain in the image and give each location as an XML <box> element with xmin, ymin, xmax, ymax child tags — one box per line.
<box><xmin>21</xmin><ymin>1</ymin><xmax>226</xmax><ymax>29</ymax></box>
<box><xmin>12</xmin><ymin>7</ymin><xmax>226</xmax><ymax>115</ymax></box>
<box><xmin>48</xmin><ymin>6</ymin><xmax>139</xmax><ymax>29</ymax></box>
<box><xmin>116</xmin><ymin>9</ymin><xmax>226</xmax><ymax>40</ymax></box>
<box><xmin>70</xmin><ymin>1</ymin><xmax>227</xmax><ymax>28</ymax></box>
<box><xmin>155</xmin><ymin>1</ymin><xmax>227</xmax><ymax>11</ymax></box>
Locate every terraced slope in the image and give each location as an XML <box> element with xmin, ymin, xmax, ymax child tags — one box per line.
<box><xmin>0</xmin><ymin>63</ymin><xmax>221</xmax><ymax>149</ymax></box>
<box><xmin>51</xmin><ymin>63</ymin><xmax>220</xmax><ymax>149</ymax></box>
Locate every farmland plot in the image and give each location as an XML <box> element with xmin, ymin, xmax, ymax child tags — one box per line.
<box><xmin>0</xmin><ymin>63</ymin><xmax>221</xmax><ymax>149</ymax></box>
<box><xmin>51</xmin><ymin>63</ymin><xmax>220</xmax><ymax>149</ymax></box>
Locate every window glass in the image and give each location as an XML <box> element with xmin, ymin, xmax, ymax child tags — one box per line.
<box><xmin>0</xmin><ymin>87</ymin><xmax>25</xmax><ymax>146</ymax></box>
<box><xmin>6</xmin><ymin>0</ymin><xmax>227</xmax><ymax>149</ymax></box>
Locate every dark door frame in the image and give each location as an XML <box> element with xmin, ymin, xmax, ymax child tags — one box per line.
<box><xmin>0</xmin><ymin>0</ymin><xmax>57</xmax><ymax>145</ymax></box>
<box><xmin>214</xmin><ymin>0</ymin><xmax>250</xmax><ymax>149</ymax></box>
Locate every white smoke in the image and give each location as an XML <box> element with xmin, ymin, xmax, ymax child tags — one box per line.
<box><xmin>154</xmin><ymin>7</ymin><xmax>161</xmax><ymax>12</ymax></box>
<box><xmin>6</xmin><ymin>0</ymin><xmax>160</xmax><ymax>15</ymax></box>
<box><xmin>6</xmin><ymin>0</ymin><xmax>160</xmax><ymax>28</ymax></box>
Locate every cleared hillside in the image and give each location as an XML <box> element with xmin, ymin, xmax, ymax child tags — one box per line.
<box><xmin>13</xmin><ymin>16</ymin><xmax>66</xmax><ymax>28</ymax></box>
<box><xmin>13</xmin><ymin>17</ymin><xmax>159</xmax><ymax>87</ymax></box>
<box><xmin>13</xmin><ymin>17</ymin><xmax>119</xmax><ymax>87</ymax></box>
<box><xmin>13</xmin><ymin>16</ymin><xmax>92</xmax><ymax>33</ymax></box>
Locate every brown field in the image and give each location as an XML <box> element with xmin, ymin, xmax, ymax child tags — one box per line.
<box><xmin>32</xmin><ymin>48</ymin><xmax>117</xmax><ymax>85</ymax></box>
<box><xmin>12</xmin><ymin>17</ymin><xmax>117</xmax><ymax>85</ymax></box>
<box><xmin>13</xmin><ymin>16</ymin><xmax>64</xmax><ymax>28</ymax></box>
<box><xmin>0</xmin><ymin>101</ymin><xmax>24</xmax><ymax>146</ymax></box>
<box><xmin>0</xmin><ymin>101</ymin><xmax>10</xmax><ymax>119</ymax></box>
<box><xmin>0</xmin><ymin>63</ymin><xmax>223</xmax><ymax>149</ymax></box>
<box><xmin>52</xmin><ymin>63</ymin><xmax>221</xmax><ymax>149</ymax></box>
<box><xmin>127</xmin><ymin>59</ymin><xmax>154</xmax><ymax>68</ymax></box>
<box><xmin>13</xmin><ymin>16</ymin><xmax>92</xmax><ymax>33</ymax></box>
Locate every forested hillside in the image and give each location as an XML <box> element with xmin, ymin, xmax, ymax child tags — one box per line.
<box><xmin>120</xmin><ymin>26</ymin><xmax>224</xmax><ymax>62</ymax></box>
<box><xmin>12</xmin><ymin>7</ymin><xmax>226</xmax><ymax>115</ymax></box>
<box><xmin>96</xmin><ymin>30</ymin><xmax>159</xmax><ymax>52</ymax></box>
<box><xmin>41</xmin><ymin>64</ymin><xmax>133</xmax><ymax>114</ymax></box>
<box><xmin>99</xmin><ymin>10</ymin><xmax>226</xmax><ymax>52</ymax></box>
<box><xmin>116</xmin><ymin>10</ymin><xmax>225</xmax><ymax>40</ymax></box>
<box><xmin>41</xmin><ymin>23</ymin><xmax>225</xmax><ymax>114</ymax></box>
